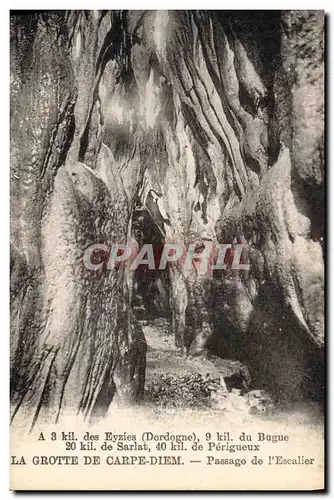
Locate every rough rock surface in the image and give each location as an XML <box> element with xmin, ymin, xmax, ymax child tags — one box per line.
<box><xmin>10</xmin><ymin>10</ymin><xmax>324</xmax><ymax>425</ymax></box>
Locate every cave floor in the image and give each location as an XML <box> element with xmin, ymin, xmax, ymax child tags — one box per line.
<box><xmin>104</xmin><ymin>317</ymin><xmax>323</xmax><ymax>452</ymax></box>
<box><xmin>142</xmin><ymin>317</ymin><xmax>238</xmax><ymax>381</ymax></box>
<box><xmin>137</xmin><ymin>317</ymin><xmax>324</xmax><ymax>425</ymax></box>
<box><xmin>140</xmin><ymin>317</ymin><xmax>265</xmax><ymax>413</ymax></box>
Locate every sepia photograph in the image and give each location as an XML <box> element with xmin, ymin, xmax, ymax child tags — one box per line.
<box><xmin>9</xmin><ymin>8</ymin><xmax>325</xmax><ymax>491</ymax></box>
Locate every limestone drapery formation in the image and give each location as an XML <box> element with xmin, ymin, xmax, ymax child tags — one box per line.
<box><xmin>10</xmin><ymin>10</ymin><xmax>324</xmax><ymax>425</ymax></box>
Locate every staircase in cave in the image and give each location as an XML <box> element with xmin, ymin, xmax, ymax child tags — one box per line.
<box><xmin>140</xmin><ymin>317</ymin><xmax>276</xmax><ymax>416</ymax></box>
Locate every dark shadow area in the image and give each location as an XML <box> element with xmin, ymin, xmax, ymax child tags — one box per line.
<box><xmin>209</xmin><ymin>277</ymin><xmax>324</xmax><ymax>405</ymax></box>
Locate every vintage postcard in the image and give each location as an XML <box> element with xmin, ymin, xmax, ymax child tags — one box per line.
<box><xmin>10</xmin><ymin>10</ymin><xmax>325</xmax><ymax>490</ymax></box>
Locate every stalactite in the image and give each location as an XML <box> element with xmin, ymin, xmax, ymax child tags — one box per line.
<box><xmin>10</xmin><ymin>10</ymin><xmax>324</xmax><ymax>425</ymax></box>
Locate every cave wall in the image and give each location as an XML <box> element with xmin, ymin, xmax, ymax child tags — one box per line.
<box><xmin>10</xmin><ymin>11</ymin><xmax>146</xmax><ymax>428</ymax></box>
<box><xmin>122</xmin><ymin>10</ymin><xmax>324</xmax><ymax>397</ymax></box>
<box><xmin>10</xmin><ymin>10</ymin><xmax>324</xmax><ymax>424</ymax></box>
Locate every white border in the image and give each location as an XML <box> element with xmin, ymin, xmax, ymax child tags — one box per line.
<box><xmin>2</xmin><ymin>3</ymin><xmax>332</xmax><ymax>498</ymax></box>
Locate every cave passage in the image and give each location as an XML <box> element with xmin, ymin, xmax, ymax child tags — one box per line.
<box><xmin>131</xmin><ymin>205</ymin><xmax>171</xmax><ymax>321</ymax></box>
<box><xmin>10</xmin><ymin>10</ymin><xmax>324</xmax><ymax>425</ymax></box>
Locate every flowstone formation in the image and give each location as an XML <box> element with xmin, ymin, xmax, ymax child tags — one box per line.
<box><xmin>10</xmin><ymin>10</ymin><xmax>324</xmax><ymax>426</ymax></box>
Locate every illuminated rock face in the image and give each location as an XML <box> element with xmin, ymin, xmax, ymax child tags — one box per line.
<box><xmin>10</xmin><ymin>10</ymin><xmax>324</xmax><ymax>424</ymax></box>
